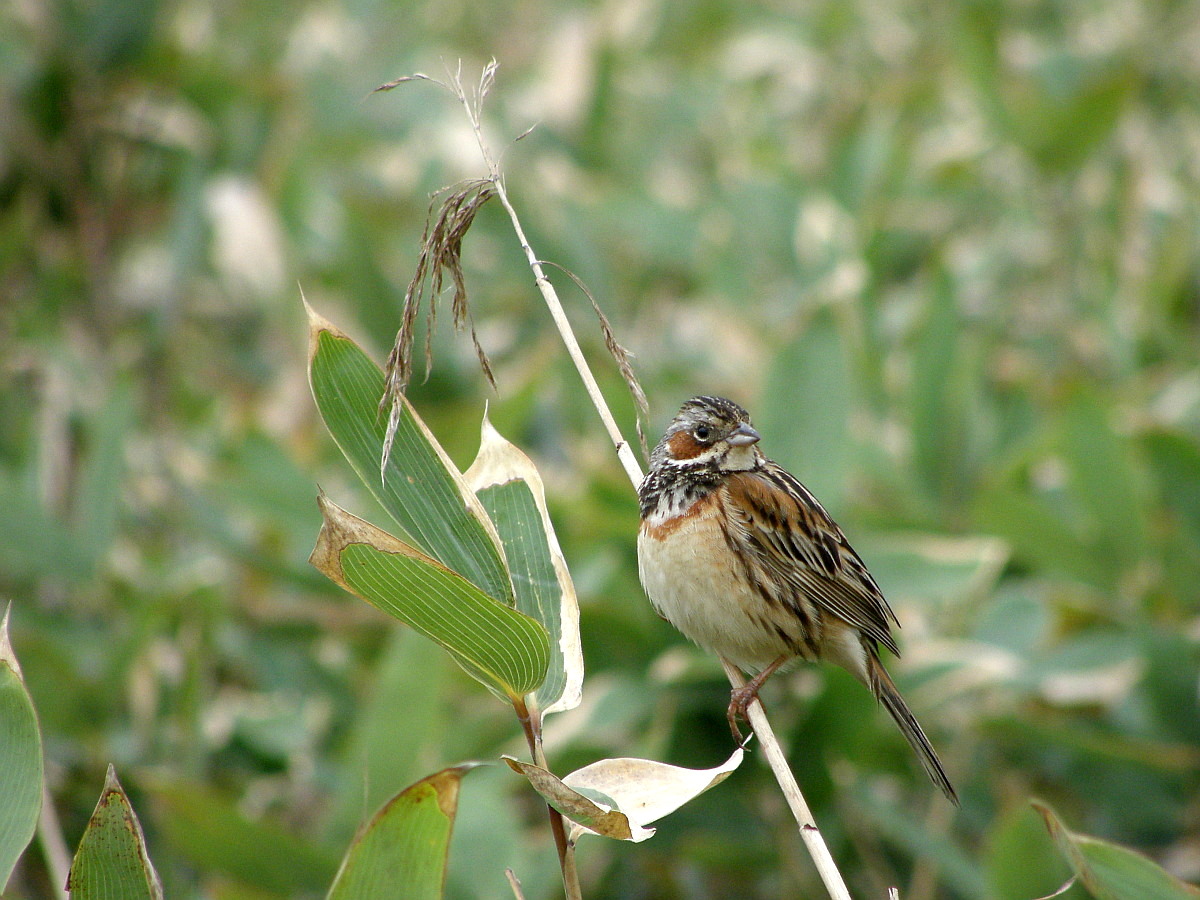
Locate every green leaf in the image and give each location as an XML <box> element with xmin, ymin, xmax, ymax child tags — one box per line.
<box><xmin>759</xmin><ymin>312</ymin><xmax>853</xmax><ymax>511</ymax></box>
<box><xmin>973</xmin><ymin>482</ymin><xmax>1105</xmax><ymax>587</ymax></box>
<box><xmin>328</xmin><ymin>765</ymin><xmax>478</xmax><ymax>900</ymax></box>
<box><xmin>1035</xmin><ymin>801</ymin><xmax>1200</xmax><ymax>900</ymax></box>
<box><xmin>310</xmin><ymin>494</ymin><xmax>549</xmax><ymax>701</ymax></box>
<box><xmin>0</xmin><ymin>606</ymin><xmax>43</xmax><ymax>891</ymax></box>
<box><xmin>306</xmin><ymin>303</ymin><xmax>512</xmax><ymax>604</ymax></box>
<box><xmin>985</xmin><ymin>803</ymin><xmax>1074</xmax><ymax>900</ymax></box>
<box><xmin>465</xmin><ymin>414</ymin><xmax>583</xmax><ymax>718</ymax></box>
<box><xmin>67</xmin><ymin>766</ymin><xmax>163</xmax><ymax>900</ymax></box>
<box><xmin>1006</xmin><ymin>67</ymin><xmax>1135</xmax><ymax>173</ymax></box>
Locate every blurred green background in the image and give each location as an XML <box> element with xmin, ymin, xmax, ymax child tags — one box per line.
<box><xmin>3</xmin><ymin>0</ymin><xmax>1199</xmax><ymax>896</ymax></box>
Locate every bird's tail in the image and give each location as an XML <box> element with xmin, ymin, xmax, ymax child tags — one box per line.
<box><xmin>866</xmin><ymin>651</ymin><xmax>959</xmax><ymax>805</ymax></box>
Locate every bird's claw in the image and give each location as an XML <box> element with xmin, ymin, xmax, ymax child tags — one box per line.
<box><xmin>726</xmin><ymin>684</ymin><xmax>760</xmax><ymax>748</ymax></box>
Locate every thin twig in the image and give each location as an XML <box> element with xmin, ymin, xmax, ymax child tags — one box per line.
<box><xmin>443</xmin><ymin>59</ymin><xmax>855</xmax><ymax>900</ymax></box>
<box><xmin>506</xmin><ymin>868</ymin><xmax>528</xmax><ymax>900</ymax></box>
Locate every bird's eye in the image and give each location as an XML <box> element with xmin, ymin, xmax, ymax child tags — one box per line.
<box><xmin>694</xmin><ymin>425</ymin><xmax>711</xmax><ymax>441</ymax></box>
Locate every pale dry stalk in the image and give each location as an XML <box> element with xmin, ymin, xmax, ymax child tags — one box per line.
<box><xmin>442</xmin><ymin>59</ymin><xmax>856</xmax><ymax>900</ymax></box>
<box><xmin>377</xmin><ymin>58</ymin><xmax>856</xmax><ymax>900</ymax></box>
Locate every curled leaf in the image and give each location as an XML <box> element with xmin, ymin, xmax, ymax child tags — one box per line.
<box><xmin>502</xmin><ymin>757</ymin><xmax>646</xmax><ymax>842</ymax></box>
<box><xmin>504</xmin><ymin>749</ymin><xmax>743</xmax><ymax>843</ymax></box>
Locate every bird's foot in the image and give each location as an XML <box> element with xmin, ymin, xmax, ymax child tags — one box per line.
<box><xmin>726</xmin><ymin>683</ymin><xmax>761</xmax><ymax>748</ymax></box>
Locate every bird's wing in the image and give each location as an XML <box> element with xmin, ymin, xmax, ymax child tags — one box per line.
<box><xmin>722</xmin><ymin>464</ymin><xmax>901</xmax><ymax>656</ymax></box>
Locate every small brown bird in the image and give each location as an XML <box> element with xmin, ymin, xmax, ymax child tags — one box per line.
<box><xmin>637</xmin><ymin>396</ymin><xmax>957</xmax><ymax>802</ymax></box>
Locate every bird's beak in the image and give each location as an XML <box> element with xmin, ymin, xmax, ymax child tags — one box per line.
<box><xmin>727</xmin><ymin>423</ymin><xmax>760</xmax><ymax>447</ymax></box>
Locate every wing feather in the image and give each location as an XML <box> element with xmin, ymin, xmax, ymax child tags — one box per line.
<box><xmin>722</xmin><ymin>464</ymin><xmax>901</xmax><ymax>656</ymax></box>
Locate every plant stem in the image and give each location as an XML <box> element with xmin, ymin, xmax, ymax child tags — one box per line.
<box><xmin>723</xmin><ymin>661</ymin><xmax>853</xmax><ymax>900</ymax></box>
<box><xmin>456</xmin><ymin>64</ymin><xmax>642</xmax><ymax>488</ymax></box>
<box><xmin>506</xmin><ymin>868</ymin><xmax>529</xmax><ymax>900</ymax></box>
<box><xmin>456</xmin><ymin>60</ymin><xmax>853</xmax><ymax>900</ymax></box>
<box><xmin>514</xmin><ymin>696</ymin><xmax>582</xmax><ymax>900</ymax></box>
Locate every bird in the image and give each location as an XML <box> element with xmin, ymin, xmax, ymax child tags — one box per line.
<box><xmin>636</xmin><ymin>395</ymin><xmax>957</xmax><ymax>803</ymax></box>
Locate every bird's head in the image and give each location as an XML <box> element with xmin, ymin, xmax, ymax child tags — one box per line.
<box><xmin>649</xmin><ymin>395</ymin><xmax>762</xmax><ymax>473</ymax></box>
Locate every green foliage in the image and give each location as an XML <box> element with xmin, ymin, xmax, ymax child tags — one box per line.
<box><xmin>4</xmin><ymin>0</ymin><xmax>1200</xmax><ymax>895</ymax></box>
<box><xmin>147</xmin><ymin>780</ymin><xmax>339</xmax><ymax>895</ymax></box>
<box><xmin>328</xmin><ymin>767</ymin><xmax>475</xmax><ymax>900</ymax></box>
<box><xmin>984</xmin><ymin>804</ymin><xmax>1075</xmax><ymax>900</ymax></box>
<box><xmin>313</xmin><ymin>496</ymin><xmax>549</xmax><ymax>701</ymax></box>
<box><xmin>0</xmin><ymin>611</ymin><xmax>42</xmax><ymax>891</ymax></box>
<box><xmin>1036</xmin><ymin>802</ymin><xmax>1200</xmax><ymax>900</ymax></box>
<box><xmin>67</xmin><ymin>768</ymin><xmax>163</xmax><ymax>900</ymax></box>
<box><xmin>475</xmin><ymin>479</ymin><xmax>567</xmax><ymax>707</ymax></box>
<box><xmin>308</xmin><ymin>322</ymin><xmax>513</xmax><ymax>604</ymax></box>
<box><xmin>307</xmin><ymin>316</ymin><xmax>554</xmax><ymax>704</ymax></box>
<box><xmin>465</xmin><ymin>417</ymin><xmax>584</xmax><ymax>718</ymax></box>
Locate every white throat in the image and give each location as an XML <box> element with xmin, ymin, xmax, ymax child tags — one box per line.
<box><xmin>720</xmin><ymin>444</ymin><xmax>760</xmax><ymax>472</ymax></box>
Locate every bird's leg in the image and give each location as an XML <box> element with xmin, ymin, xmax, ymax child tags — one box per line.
<box><xmin>727</xmin><ymin>654</ymin><xmax>790</xmax><ymax>746</ymax></box>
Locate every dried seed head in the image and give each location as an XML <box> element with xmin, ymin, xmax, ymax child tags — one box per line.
<box><xmin>380</xmin><ymin>179</ymin><xmax>498</xmax><ymax>476</ymax></box>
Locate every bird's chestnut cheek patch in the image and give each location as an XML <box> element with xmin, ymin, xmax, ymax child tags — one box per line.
<box><xmin>668</xmin><ymin>431</ymin><xmax>709</xmax><ymax>460</ymax></box>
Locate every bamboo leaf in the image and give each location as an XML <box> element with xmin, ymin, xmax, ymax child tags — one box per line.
<box><xmin>0</xmin><ymin>605</ymin><xmax>43</xmax><ymax>891</ymax></box>
<box><xmin>305</xmin><ymin>301</ymin><xmax>512</xmax><ymax>604</ymax></box>
<box><xmin>67</xmin><ymin>766</ymin><xmax>163</xmax><ymax>900</ymax></box>
<box><xmin>465</xmin><ymin>413</ymin><xmax>583</xmax><ymax>718</ymax></box>
<box><xmin>328</xmin><ymin>765</ymin><xmax>479</xmax><ymax>900</ymax></box>
<box><xmin>311</xmin><ymin>494</ymin><xmax>549</xmax><ymax>701</ymax></box>
<box><xmin>1035</xmin><ymin>801</ymin><xmax>1200</xmax><ymax>900</ymax></box>
<box><xmin>503</xmin><ymin>749</ymin><xmax>743</xmax><ymax>843</ymax></box>
<box><xmin>759</xmin><ymin>312</ymin><xmax>852</xmax><ymax>511</ymax></box>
